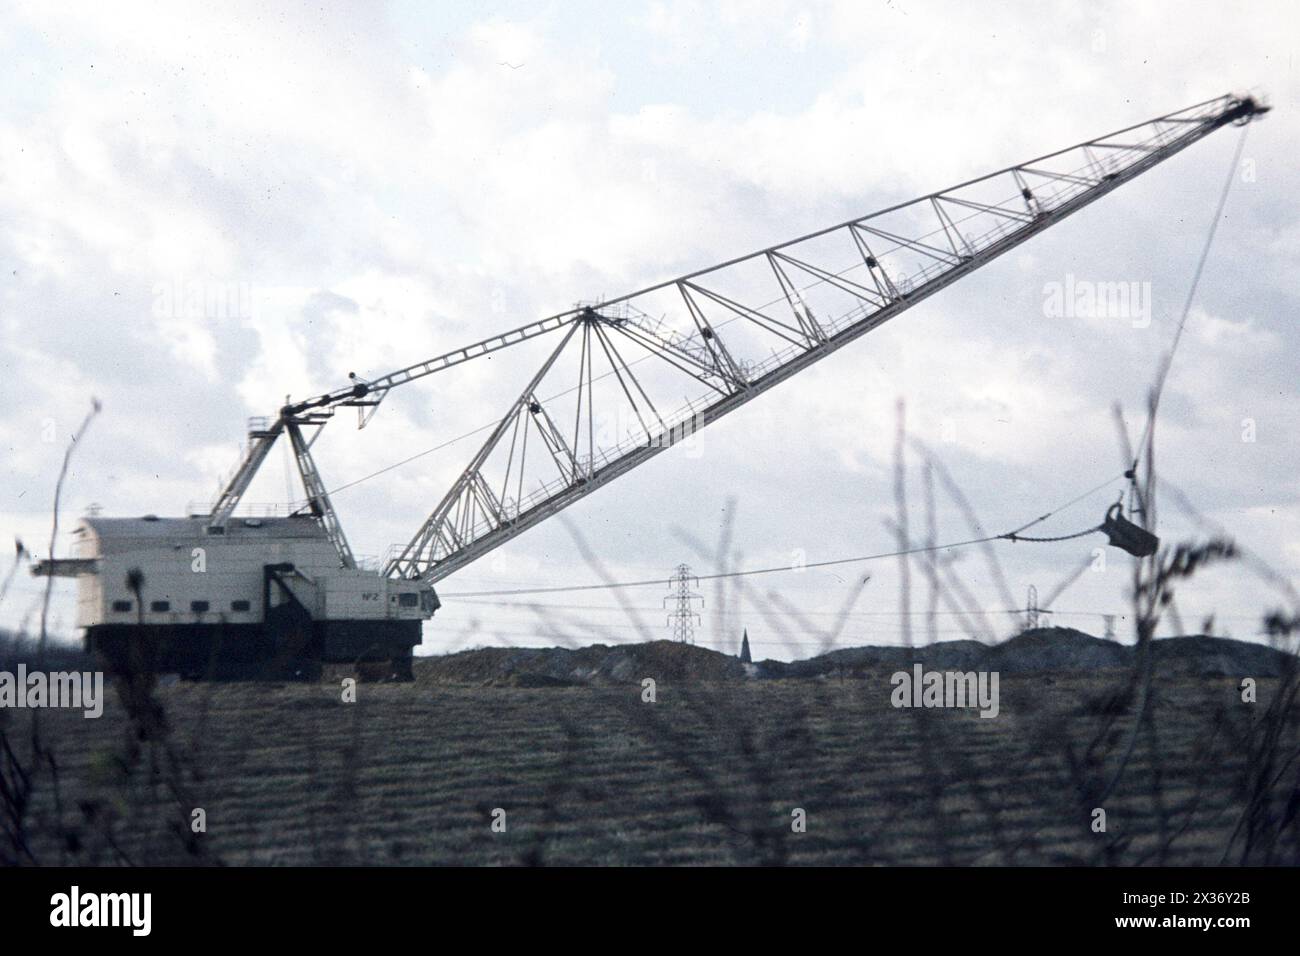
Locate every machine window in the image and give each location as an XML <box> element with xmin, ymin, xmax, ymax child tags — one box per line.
<box><xmin>150</xmin><ymin>600</ymin><xmax>170</xmax><ymax>612</ymax></box>
<box><xmin>398</xmin><ymin>592</ymin><xmax>419</xmax><ymax>608</ymax></box>
<box><xmin>231</xmin><ymin>600</ymin><xmax>251</xmax><ymax>612</ymax></box>
<box><xmin>111</xmin><ymin>600</ymin><xmax>132</xmax><ymax>612</ymax></box>
<box><xmin>191</xmin><ymin>600</ymin><xmax>210</xmax><ymax>613</ymax></box>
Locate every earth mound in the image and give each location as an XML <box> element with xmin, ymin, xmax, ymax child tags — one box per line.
<box><xmin>413</xmin><ymin>629</ymin><xmax>1295</xmax><ymax>685</ymax></box>
<box><xmin>414</xmin><ymin>639</ymin><xmax>746</xmax><ymax>686</ymax></box>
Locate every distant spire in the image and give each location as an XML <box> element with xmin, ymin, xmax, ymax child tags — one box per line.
<box><xmin>739</xmin><ymin>628</ymin><xmax>752</xmax><ymax>663</ymax></box>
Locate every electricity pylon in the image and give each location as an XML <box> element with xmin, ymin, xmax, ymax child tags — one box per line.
<box><xmin>665</xmin><ymin>564</ymin><xmax>704</xmax><ymax>644</ymax></box>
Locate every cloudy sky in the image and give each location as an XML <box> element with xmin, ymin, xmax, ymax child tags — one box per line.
<box><xmin>2</xmin><ymin>0</ymin><xmax>1297</xmax><ymax>659</ymax></box>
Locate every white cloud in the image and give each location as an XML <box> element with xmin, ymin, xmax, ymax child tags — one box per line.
<box><xmin>1</xmin><ymin>0</ymin><xmax>1297</xmax><ymax>652</ymax></box>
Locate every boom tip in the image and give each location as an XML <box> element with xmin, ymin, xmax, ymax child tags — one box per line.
<box><xmin>1229</xmin><ymin>92</ymin><xmax>1272</xmax><ymax>123</ymax></box>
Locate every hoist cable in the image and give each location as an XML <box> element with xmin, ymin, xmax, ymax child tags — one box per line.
<box><xmin>1132</xmin><ymin>124</ymin><xmax>1249</xmax><ymax>476</ymax></box>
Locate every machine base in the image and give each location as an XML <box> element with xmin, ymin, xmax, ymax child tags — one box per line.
<box><xmin>85</xmin><ymin>620</ymin><xmax>421</xmax><ymax>681</ymax></box>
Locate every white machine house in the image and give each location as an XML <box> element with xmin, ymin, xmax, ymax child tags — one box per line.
<box><xmin>34</xmin><ymin>94</ymin><xmax>1268</xmax><ymax>679</ymax></box>
<box><xmin>66</xmin><ymin>514</ymin><xmax>435</xmax><ymax>679</ymax></box>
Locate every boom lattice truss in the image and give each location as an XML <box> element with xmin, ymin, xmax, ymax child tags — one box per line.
<box><xmin>206</xmin><ymin>93</ymin><xmax>1268</xmax><ymax>584</ymax></box>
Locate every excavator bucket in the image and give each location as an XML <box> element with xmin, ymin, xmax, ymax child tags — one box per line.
<box><xmin>1101</xmin><ymin>503</ymin><xmax>1160</xmax><ymax>557</ymax></box>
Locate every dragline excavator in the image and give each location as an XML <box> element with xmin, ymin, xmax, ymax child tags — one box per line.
<box><xmin>36</xmin><ymin>94</ymin><xmax>1270</xmax><ymax>679</ymax></box>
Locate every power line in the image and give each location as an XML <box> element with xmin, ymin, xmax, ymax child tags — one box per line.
<box><xmin>453</xmin><ymin>599</ymin><xmax>1033</xmax><ymax>615</ymax></box>
<box><xmin>442</xmin><ymin>472</ymin><xmax>1123</xmax><ymax>597</ymax></box>
<box><xmin>441</xmin><ymin>537</ymin><xmax>989</xmax><ymax>597</ymax></box>
<box><xmin>445</xmin><ymin>598</ymin><xmax>1279</xmax><ymax>623</ymax></box>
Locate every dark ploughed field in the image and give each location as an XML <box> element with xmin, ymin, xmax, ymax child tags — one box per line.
<box><xmin>9</xmin><ymin>631</ymin><xmax>1299</xmax><ymax>866</ymax></box>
